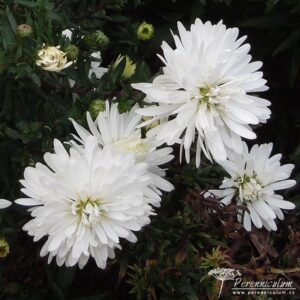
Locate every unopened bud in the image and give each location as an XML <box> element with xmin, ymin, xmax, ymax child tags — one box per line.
<box><xmin>0</xmin><ymin>237</ymin><xmax>9</xmax><ymax>258</ymax></box>
<box><xmin>17</xmin><ymin>24</ymin><xmax>33</xmax><ymax>38</ymax></box>
<box><xmin>89</xmin><ymin>99</ymin><xmax>106</xmax><ymax>118</ymax></box>
<box><xmin>65</xmin><ymin>44</ymin><xmax>79</xmax><ymax>61</ymax></box>
<box><xmin>137</xmin><ymin>22</ymin><xmax>154</xmax><ymax>41</ymax></box>
<box><xmin>84</xmin><ymin>31</ymin><xmax>109</xmax><ymax>51</ymax></box>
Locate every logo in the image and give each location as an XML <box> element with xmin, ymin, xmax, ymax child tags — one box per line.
<box><xmin>208</xmin><ymin>268</ymin><xmax>241</xmax><ymax>298</ymax></box>
<box><xmin>208</xmin><ymin>268</ymin><xmax>297</xmax><ymax>297</ymax></box>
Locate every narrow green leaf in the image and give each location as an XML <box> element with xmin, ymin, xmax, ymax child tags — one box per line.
<box><xmin>56</xmin><ymin>266</ymin><xmax>76</xmax><ymax>292</ymax></box>
<box><xmin>5</xmin><ymin>127</ymin><xmax>21</xmax><ymax>140</ymax></box>
<box><xmin>5</xmin><ymin>6</ymin><xmax>17</xmax><ymax>34</ymax></box>
<box><xmin>14</xmin><ymin>0</ymin><xmax>39</xmax><ymax>8</ymax></box>
<box><xmin>30</xmin><ymin>73</ymin><xmax>41</xmax><ymax>87</ymax></box>
<box><xmin>110</xmin><ymin>56</ymin><xmax>126</xmax><ymax>85</ymax></box>
<box><xmin>240</xmin><ymin>14</ymin><xmax>289</xmax><ymax>29</ymax></box>
<box><xmin>289</xmin><ymin>47</ymin><xmax>300</xmax><ymax>88</ymax></box>
<box><xmin>46</xmin><ymin>266</ymin><xmax>65</xmax><ymax>300</ymax></box>
<box><xmin>265</xmin><ymin>0</ymin><xmax>280</xmax><ymax>14</ymax></box>
<box><xmin>273</xmin><ymin>30</ymin><xmax>300</xmax><ymax>56</ymax></box>
<box><xmin>0</xmin><ymin>16</ymin><xmax>16</xmax><ymax>51</ymax></box>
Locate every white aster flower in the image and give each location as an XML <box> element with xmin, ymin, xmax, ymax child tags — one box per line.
<box><xmin>36</xmin><ymin>44</ymin><xmax>73</xmax><ymax>72</ymax></box>
<box><xmin>0</xmin><ymin>199</ymin><xmax>11</xmax><ymax>209</ymax></box>
<box><xmin>132</xmin><ymin>19</ymin><xmax>271</xmax><ymax>166</ymax></box>
<box><xmin>70</xmin><ymin>101</ymin><xmax>174</xmax><ymax>204</ymax></box>
<box><xmin>15</xmin><ymin>136</ymin><xmax>158</xmax><ymax>269</ymax></box>
<box><xmin>209</xmin><ymin>142</ymin><xmax>296</xmax><ymax>231</ymax></box>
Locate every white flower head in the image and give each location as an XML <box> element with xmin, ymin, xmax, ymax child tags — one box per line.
<box><xmin>132</xmin><ymin>19</ymin><xmax>271</xmax><ymax>166</ymax></box>
<box><xmin>70</xmin><ymin>101</ymin><xmax>174</xmax><ymax>204</ymax></box>
<box><xmin>0</xmin><ymin>199</ymin><xmax>11</xmax><ymax>209</ymax></box>
<box><xmin>15</xmin><ymin>136</ymin><xmax>159</xmax><ymax>269</ymax></box>
<box><xmin>209</xmin><ymin>142</ymin><xmax>296</xmax><ymax>231</ymax></box>
<box><xmin>36</xmin><ymin>44</ymin><xmax>73</xmax><ymax>72</ymax></box>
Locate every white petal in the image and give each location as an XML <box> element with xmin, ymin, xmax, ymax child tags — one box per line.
<box><xmin>0</xmin><ymin>199</ymin><xmax>12</xmax><ymax>209</ymax></box>
<box><xmin>268</xmin><ymin>180</ymin><xmax>296</xmax><ymax>191</ymax></box>
<box><xmin>248</xmin><ymin>204</ymin><xmax>262</xmax><ymax>228</ymax></box>
<box><xmin>264</xmin><ymin>197</ymin><xmax>295</xmax><ymax>210</ymax></box>
<box><xmin>243</xmin><ymin>211</ymin><xmax>252</xmax><ymax>231</ymax></box>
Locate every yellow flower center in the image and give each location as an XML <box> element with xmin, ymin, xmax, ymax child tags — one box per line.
<box><xmin>234</xmin><ymin>176</ymin><xmax>262</xmax><ymax>202</ymax></box>
<box><xmin>115</xmin><ymin>138</ymin><xmax>149</xmax><ymax>162</ymax></box>
<box><xmin>72</xmin><ymin>198</ymin><xmax>103</xmax><ymax>226</ymax></box>
<box><xmin>199</xmin><ymin>86</ymin><xmax>212</xmax><ymax>103</ymax></box>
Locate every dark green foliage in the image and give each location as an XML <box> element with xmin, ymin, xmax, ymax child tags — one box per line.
<box><xmin>0</xmin><ymin>0</ymin><xmax>299</xmax><ymax>299</ymax></box>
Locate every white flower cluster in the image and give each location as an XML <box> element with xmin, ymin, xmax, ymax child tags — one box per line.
<box><xmin>131</xmin><ymin>19</ymin><xmax>296</xmax><ymax>231</ymax></box>
<box><xmin>8</xmin><ymin>19</ymin><xmax>296</xmax><ymax>270</ymax></box>
<box><xmin>15</xmin><ymin>102</ymin><xmax>173</xmax><ymax>269</ymax></box>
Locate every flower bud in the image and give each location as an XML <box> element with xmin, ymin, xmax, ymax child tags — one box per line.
<box><xmin>36</xmin><ymin>44</ymin><xmax>73</xmax><ymax>72</ymax></box>
<box><xmin>137</xmin><ymin>22</ymin><xmax>154</xmax><ymax>41</ymax></box>
<box><xmin>84</xmin><ymin>31</ymin><xmax>109</xmax><ymax>51</ymax></box>
<box><xmin>16</xmin><ymin>24</ymin><xmax>33</xmax><ymax>38</ymax></box>
<box><xmin>89</xmin><ymin>99</ymin><xmax>106</xmax><ymax>118</ymax></box>
<box><xmin>113</xmin><ymin>55</ymin><xmax>136</xmax><ymax>80</ymax></box>
<box><xmin>65</xmin><ymin>44</ymin><xmax>79</xmax><ymax>61</ymax></box>
<box><xmin>0</xmin><ymin>237</ymin><xmax>9</xmax><ymax>258</ymax></box>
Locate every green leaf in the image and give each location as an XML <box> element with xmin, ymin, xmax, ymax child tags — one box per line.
<box><xmin>0</xmin><ymin>15</ymin><xmax>16</xmax><ymax>51</ymax></box>
<box><xmin>47</xmin><ymin>11</ymin><xmax>62</xmax><ymax>22</ymax></box>
<box><xmin>5</xmin><ymin>127</ymin><xmax>20</xmax><ymax>140</ymax></box>
<box><xmin>15</xmin><ymin>45</ymin><xmax>22</xmax><ymax>59</ymax></box>
<box><xmin>30</xmin><ymin>73</ymin><xmax>41</xmax><ymax>87</ymax></box>
<box><xmin>240</xmin><ymin>14</ymin><xmax>289</xmax><ymax>29</ymax></box>
<box><xmin>5</xmin><ymin>6</ymin><xmax>17</xmax><ymax>34</ymax></box>
<box><xmin>0</xmin><ymin>50</ymin><xmax>6</xmax><ymax>64</ymax></box>
<box><xmin>289</xmin><ymin>48</ymin><xmax>300</xmax><ymax>88</ymax></box>
<box><xmin>110</xmin><ymin>14</ymin><xmax>128</xmax><ymax>23</ymax></box>
<box><xmin>110</xmin><ymin>56</ymin><xmax>126</xmax><ymax>85</ymax></box>
<box><xmin>46</xmin><ymin>265</ymin><xmax>66</xmax><ymax>300</ymax></box>
<box><xmin>14</xmin><ymin>0</ymin><xmax>39</xmax><ymax>8</ymax></box>
<box><xmin>131</xmin><ymin>60</ymin><xmax>151</xmax><ymax>83</ymax></box>
<box><xmin>273</xmin><ymin>30</ymin><xmax>300</xmax><ymax>56</ymax></box>
<box><xmin>265</xmin><ymin>0</ymin><xmax>280</xmax><ymax>14</ymax></box>
<box><xmin>56</xmin><ymin>267</ymin><xmax>76</xmax><ymax>292</ymax></box>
